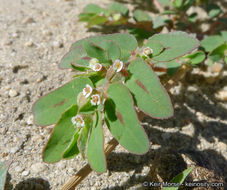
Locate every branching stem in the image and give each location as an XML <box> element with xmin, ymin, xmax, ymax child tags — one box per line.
<box><xmin>61</xmin><ymin>64</ymin><xmax>191</xmax><ymax>190</ymax></box>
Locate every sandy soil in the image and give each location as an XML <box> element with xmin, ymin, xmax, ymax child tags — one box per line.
<box><xmin>0</xmin><ymin>0</ymin><xmax>226</xmax><ymax>189</ymax></box>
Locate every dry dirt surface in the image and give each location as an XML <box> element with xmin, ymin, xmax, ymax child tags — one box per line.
<box><xmin>0</xmin><ymin>0</ymin><xmax>227</xmax><ymax>190</ymax></box>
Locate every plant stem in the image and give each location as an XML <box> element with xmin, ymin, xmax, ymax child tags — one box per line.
<box><xmin>61</xmin><ymin>64</ymin><xmax>191</xmax><ymax>190</ymax></box>
<box><xmin>61</xmin><ymin>138</ymin><xmax>119</xmax><ymax>190</ymax></box>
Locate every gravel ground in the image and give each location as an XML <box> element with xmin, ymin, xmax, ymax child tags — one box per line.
<box><xmin>0</xmin><ymin>0</ymin><xmax>227</xmax><ymax>190</ymax></box>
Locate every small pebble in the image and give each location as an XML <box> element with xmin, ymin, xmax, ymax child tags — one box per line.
<box><xmin>42</xmin><ymin>29</ymin><xmax>52</xmax><ymax>36</ymax></box>
<box><xmin>10</xmin><ymin>146</ymin><xmax>20</xmax><ymax>154</ymax></box>
<box><xmin>53</xmin><ymin>40</ymin><xmax>63</xmax><ymax>48</ymax></box>
<box><xmin>15</xmin><ymin>166</ymin><xmax>24</xmax><ymax>173</ymax></box>
<box><xmin>23</xmin><ymin>16</ymin><xmax>35</xmax><ymax>24</ymax></box>
<box><xmin>3</xmin><ymin>40</ymin><xmax>12</xmax><ymax>46</ymax></box>
<box><xmin>26</xmin><ymin>115</ymin><xmax>33</xmax><ymax>125</ymax></box>
<box><xmin>25</xmin><ymin>40</ymin><xmax>34</xmax><ymax>47</ymax></box>
<box><xmin>215</xmin><ymin>89</ymin><xmax>227</xmax><ymax>101</ymax></box>
<box><xmin>31</xmin><ymin>163</ymin><xmax>48</xmax><ymax>173</ymax></box>
<box><xmin>22</xmin><ymin>170</ymin><xmax>29</xmax><ymax>176</ymax></box>
<box><xmin>9</xmin><ymin>89</ymin><xmax>18</xmax><ymax>97</ymax></box>
<box><xmin>12</xmin><ymin>32</ymin><xmax>19</xmax><ymax>38</ymax></box>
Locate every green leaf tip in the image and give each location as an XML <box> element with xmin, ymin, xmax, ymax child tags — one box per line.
<box><xmin>33</xmin><ymin>77</ymin><xmax>93</xmax><ymax>126</ymax></box>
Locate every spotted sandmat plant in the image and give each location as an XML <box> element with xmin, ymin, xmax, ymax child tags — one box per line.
<box><xmin>33</xmin><ymin>32</ymin><xmax>199</xmax><ymax>173</ymax></box>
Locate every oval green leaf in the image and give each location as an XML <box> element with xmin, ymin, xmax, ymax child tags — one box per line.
<box><xmin>77</xmin><ymin>115</ymin><xmax>92</xmax><ymax>158</ymax></box>
<box><xmin>70</xmin><ymin>33</ymin><xmax>138</xmax><ymax>62</ymax></box>
<box><xmin>43</xmin><ymin>105</ymin><xmax>78</xmax><ymax>163</ymax></box>
<box><xmin>105</xmin><ymin>82</ymin><xmax>149</xmax><ymax>154</ymax></box>
<box><xmin>149</xmin><ymin>31</ymin><xmax>199</xmax><ymax>62</ymax></box>
<box><xmin>133</xmin><ymin>10</ymin><xmax>152</xmax><ymax>22</ymax></box>
<box><xmin>208</xmin><ymin>43</ymin><xmax>227</xmax><ymax>62</ymax></box>
<box><xmin>87</xmin><ymin>111</ymin><xmax>106</xmax><ymax>173</ymax></box>
<box><xmin>33</xmin><ymin>77</ymin><xmax>93</xmax><ymax>126</ymax></box>
<box><xmin>183</xmin><ymin>51</ymin><xmax>206</xmax><ymax>65</ymax></box>
<box><xmin>62</xmin><ymin>130</ymin><xmax>80</xmax><ymax>159</ymax></box>
<box><xmin>126</xmin><ymin>59</ymin><xmax>173</xmax><ymax>119</ymax></box>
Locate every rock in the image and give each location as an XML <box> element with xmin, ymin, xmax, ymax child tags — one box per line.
<box><xmin>42</xmin><ymin>29</ymin><xmax>52</xmax><ymax>36</ymax></box>
<box><xmin>187</xmin><ymin>85</ymin><xmax>198</xmax><ymax>92</ymax></box>
<box><xmin>12</xmin><ymin>32</ymin><xmax>19</xmax><ymax>38</ymax></box>
<box><xmin>10</xmin><ymin>146</ymin><xmax>20</xmax><ymax>154</ymax></box>
<box><xmin>22</xmin><ymin>170</ymin><xmax>29</xmax><ymax>176</ymax></box>
<box><xmin>215</xmin><ymin>89</ymin><xmax>227</xmax><ymax>101</ymax></box>
<box><xmin>53</xmin><ymin>40</ymin><xmax>63</xmax><ymax>48</ymax></box>
<box><xmin>26</xmin><ymin>115</ymin><xmax>33</xmax><ymax>125</ymax></box>
<box><xmin>208</xmin><ymin>62</ymin><xmax>223</xmax><ymax>73</ymax></box>
<box><xmin>181</xmin><ymin>123</ymin><xmax>194</xmax><ymax>137</ymax></box>
<box><xmin>15</xmin><ymin>166</ymin><xmax>24</xmax><ymax>173</ymax></box>
<box><xmin>25</xmin><ymin>40</ymin><xmax>34</xmax><ymax>47</ymax></box>
<box><xmin>9</xmin><ymin>89</ymin><xmax>18</xmax><ymax>97</ymax></box>
<box><xmin>31</xmin><ymin>163</ymin><xmax>48</xmax><ymax>173</ymax></box>
<box><xmin>0</xmin><ymin>127</ymin><xmax>7</xmax><ymax>135</ymax></box>
<box><xmin>23</xmin><ymin>16</ymin><xmax>35</xmax><ymax>24</ymax></box>
<box><xmin>3</xmin><ymin>40</ymin><xmax>12</xmax><ymax>46</ymax></box>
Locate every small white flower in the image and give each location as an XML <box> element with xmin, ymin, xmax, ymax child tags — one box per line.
<box><xmin>89</xmin><ymin>58</ymin><xmax>99</xmax><ymax>68</ymax></box>
<box><xmin>71</xmin><ymin>115</ymin><xmax>85</xmax><ymax>127</ymax></box>
<box><xmin>82</xmin><ymin>84</ymin><xmax>93</xmax><ymax>98</ymax></box>
<box><xmin>113</xmin><ymin>13</ymin><xmax>121</xmax><ymax>21</ymax></box>
<box><xmin>143</xmin><ymin>47</ymin><xmax>153</xmax><ymax>57</ymax></box>
<box><xmin>113</xmin><ymin>59</ymin><xmax>123</xmax><ymax>72</ymax></box>
<box><xmin>91</xmin><ymin>94</ymin><xmax>101</xmax><ymax>106</ymax></box>
<box><xmin>92</xmin><ymin>63</ymin><xmax>102</xmax><ymax>72</ymax></box>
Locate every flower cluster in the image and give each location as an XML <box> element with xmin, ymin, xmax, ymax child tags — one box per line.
<box><xmin>82</xmin><ymin>84</ymin><xmax>101</xmax><ymax>106</ymax></box>
<box><xmin>113</xmin><ymin>59</ymin><xmax>123</xmax><ymax>72</ymax></box>
<box><xmin>71</xmin><ymin>115</ymin><xmax>85</xmax><ymax>128</ymax></box>
<box><xmin>142</xmin><ymin>47</ymin><xmax>153</xmax><ymax>57</ymax></box>
<box><xmin>89</xmin><ymin>58</ymin><xmax>102</xmax><ymax>72</ymax></box>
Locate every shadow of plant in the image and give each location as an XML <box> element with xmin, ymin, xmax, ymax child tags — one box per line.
<box><xmin>5</xmin><ymin>176</ymin><xmax>50</xmax><ymax>190</ymax></box>
<box><xmin>99</xmin><ymin>69</ymin><xmax>227</xmax><ymax>189</ymax></box>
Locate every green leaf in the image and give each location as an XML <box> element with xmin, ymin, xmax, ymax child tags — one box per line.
<box><xmin>221</xmin><ymin>31</ymin><xmax>227</xmax><ymax>41</ymax></box>
<box><xmin>225</xmin><ymin>56</ymin><xmax>227</xmax><ymax>64</ymax></box>
<box><xmin>87</xmin><ymin>111</ymin><xmax>106</xmax><ymax>173</ymax></box>
<box><xmin>127</xmin><ymin>28</ymin><xmax>152</xmax><ymax>41</ymax></box>
<box><xmin>87</xmin><ymin>15</ymin><xmax>108</xmax><ymax>28</ymax></box>
<box><xmin>71</xmin><ymin>34</ymin><xmax>138</xmax><ymax>62</ymax></box>
<box><xmin>60</xmin><ymin>45</ymin><xmax>88</xmax><ymax>69</ymax></box>
<box><xmin>143</xmin><ymin>39</ymin><xmax>164</xmax><ymax>56</ymax></box>
<box><xmin>163</xmin><ymin>166</ymin><xmax>194</xmax><ymax>190</ymax></box>
<box><xmin>173</xmin><ymin>0</ymin><xmax>183</xmax><ymax>8</ymax></box>
<box><xmin>43</xmin><ymin>105</ymin><xmax>78</xmax><ymax>163</ymax></box>
<box><xmin>78</xmin><ymin>116</ymin><xmax>92</xmax><ymax>158</ymax></box>
<box><xmin>207</xmin><ymin>3</ymin><xmax>221</xmax><ymax>18</ymax></box>
<box><xmin>78</xmin><ymin>13</ymin><xmax>96</xmax><ymax>22</ymax></box>
<box><xmin>183</xmin><ymin>51</ymin><xmax>206</xmax><ymax>65</ymax></box>
<box><xmin>201</xmin><ymin>35</ymin><xmax>225</xmax><ymax>52</ymax></box>
<box><xmin>83</xmin><ymin>4</ymin><xmax>105</xmax><ymax>14</ymax></box>
<box><xmin>83</xmin><ymin>40</ymin><xmax>109</xmax><ymax>63</ymax></box>
<box><xmin>108</xmin><ymin>2</ymin><xmax>129</xmax><ymax>16</ymax></box>
<box><xmin>149</xmin><ymin>31</ymin><xmax>199</xmax><ymax>62</ymax></box>
<box><xmin>126</xmin><ymin>59</ymin><xmax>173</xmax><ymax>118</ymax></box>
<box><xmin>133</xmin><ymin>10</ymin><xmax>152</xmax><ymax>22</ymax></box>
<box><xmin>62</xmin><ymin>130</ymin><xmax>80</xmax><ymax>159</ymax></box>
<box><xmin>188</xmin><ymin>13</ymin><xmax>197</xmax><ymax>23</ymax></box>
<box><xmin>155</xmin><ymin>60</ymin><xmax>181</xmax><ymax>76</ymax></box>
<box><xmin>208</xmin><ymin>43</ymin><xmax>227</xmax><ymax>62</ymax></box>
<box><xmin>0</xmin><ymin>161</ymin><xmax>11</xmax><ymax>190</ymax></box>
<box><xmin>105</xmin><ymin>82</ymin><xmax>149</xmax><ymax>154</ymax></box>
<box><xmin>152</xmin><ymin>16</ymin><xmax>170</xmax><ymax>29</ymax></box>
<box><xmin>95</xmin><ymin>40</ymin><xmax>121</xmax><ymax>61</ymax></box>
<box><xmin>33</xmin><ymin>77</ymin><xmax>93</xmax><ymax>126</ymax></box>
